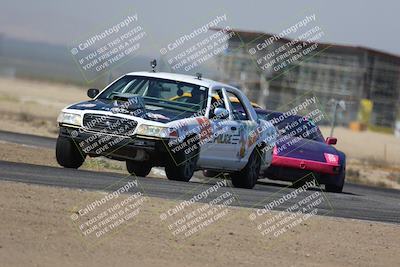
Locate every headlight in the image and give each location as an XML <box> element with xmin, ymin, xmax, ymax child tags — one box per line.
<box><xmin>136</xmin><ymin>125</ymin><xmax>176</xmax><ymax>138</ymax></box>
<box><xmin>57</xmin><ymin>112</ymin><xmax>82</xmax><ymax>126</ymax></box>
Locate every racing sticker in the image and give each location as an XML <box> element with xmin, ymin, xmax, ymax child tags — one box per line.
<box><xmin>196</xmin><ymin>117</ymin><xmax>212</xmax><ymax>142</ymax></box>
<box><xmin>237</xmin><ymin>124</ymin><xmax>246</xmax><ymax>158</ymax></box>
<box><xmin>247</xmin><ymin>126</ymin><xmax>260</xmax><ymax>148</ymax></box>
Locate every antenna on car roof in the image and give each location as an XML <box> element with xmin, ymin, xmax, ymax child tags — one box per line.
<box><xmin>150</xmin><ymin>59</ymin><xmax>157</xmax><ymax>72</ymax></box>
<box><xmin>196</xmin><ymin>72</ymin><xmax>202</xmax><ymax>80</ymax></box>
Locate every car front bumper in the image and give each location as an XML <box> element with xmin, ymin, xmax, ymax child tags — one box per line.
<box><xmin>58</xmin><ymin>126</ymin><xmax>172</xmax><ymax>165</ymax></box>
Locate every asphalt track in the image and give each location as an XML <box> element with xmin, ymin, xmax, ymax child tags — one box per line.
<box><xmin>0</xmin><ymin>130</ymin><xmax>399</xmax><ymax>224</ymax></box>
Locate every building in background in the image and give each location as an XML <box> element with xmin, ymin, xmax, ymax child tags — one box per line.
<box><xmin>213</xmin><ymin>28</ymin><xmax>400</xmax><ymax>129</ymax></box>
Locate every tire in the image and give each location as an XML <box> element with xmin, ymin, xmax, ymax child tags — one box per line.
<box><xmin>325</xmin><ymin>155</ymin><xmax>346</xmax><ymax>193</ymax></box>
<box><xmin>126</xmin><ymin>161</ymin><xmax>152</xmax><ymax>177</ymax></box>
<box><xmin>292</xmin><ymin>178</ymin><xmax>308</xmax><ymax>188</ymax></box>
<box><xmin>231</xmin><ymin>148</ymin><xmax>262</xmax><ymax>189</ymax></box>
<box><xmin>56</xmin><ymin>136</ymin><xmax>85</xmax><ymax>169</ymax></box>
<box><xmin>165</xmin><ymin>140</ymin><xmax>198</xmax><ymax>182</ymax></box>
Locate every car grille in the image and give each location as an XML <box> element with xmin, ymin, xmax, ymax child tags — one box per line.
<box><xmin>83</xmin><ymin>113</ymin><xmax>137</xmax><ymax>136</ymax></box>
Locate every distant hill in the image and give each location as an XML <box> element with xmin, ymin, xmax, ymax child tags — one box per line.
<box><xmin>0</xmin><ymin>35</ymin><xmax>154</xmax><ymax>87</ymax></box>
<box><xmin>0</xmin><ymin>35</ymin><xmax>219</xmax><ymax>87</ymax></box>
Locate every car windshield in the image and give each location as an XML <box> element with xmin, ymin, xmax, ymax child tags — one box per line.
<box><xmin>257</xmin><ymin>111</ymin><xmax>325</xmax><ymax>142</ymax></box>
<box><xmin>97</xmin><ymin>75</ymin><xmax>208</xmax><ymax>113</ymax></box>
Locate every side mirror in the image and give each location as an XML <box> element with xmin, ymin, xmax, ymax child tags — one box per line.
<box><xmin>326</xmin><ymin>137</ymin><xmax>337</xmax><ymax>145</ymax></box>
<box><xmin>214</xmin><ymin>107</ymin><xmax>229</xmax><ymax>119</ymax></box>
<box><xmin>87</xmin><ymin>88</ymin><xmax>99</xmax><ymax>99</ymax></box>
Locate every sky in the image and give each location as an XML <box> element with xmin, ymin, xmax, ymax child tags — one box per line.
<box><xmin>0</xmin><ymin>0</ymin><xmax>399</xmax><ymax>56</ymax></box>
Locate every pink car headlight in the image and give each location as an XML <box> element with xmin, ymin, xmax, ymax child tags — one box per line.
<box><xmin>324</xmin><ymin>153</ymin><xmax>339</xmax><ymax>164</ymax></box>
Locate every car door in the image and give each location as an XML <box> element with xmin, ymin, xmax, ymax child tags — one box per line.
<box><xmin>224</xmin><ymin>89</ymin><xmax>258</xmax><ymax>168</ymax></box>
<box><xmin>197</xmin><ymin>88</ymin><xmax>241</xmax><ymax>170</ymax></box>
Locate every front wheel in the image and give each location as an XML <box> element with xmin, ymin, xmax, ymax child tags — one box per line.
<box><xmin>165</xmin><ymin>156</ymin><xmax>197</xmax><ymax>182</ymax></box>
<box><xmin>126</xmin><ymin>161</ymin><xmax>152</xmax><ymax>177</ymax></box>
<box><xmin>165</xmin><ymin>147</ymin><xmax>198</xmax><ymax>182</ymax></box>
<box><xmin>165</xmin><ymin>136</ymin><xmax>199</xmax><ymax>182</ymax></box>
<box><xmin>231</xmin><ymin>148</ymin><xmax>261</xmax><ymax>189</ymax></box>
<box><xmin>56</xmin><ymin>136</ymin><xmax>85</xmax><ymax>169</ymax></box>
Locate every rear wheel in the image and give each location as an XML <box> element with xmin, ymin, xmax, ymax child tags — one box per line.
<box><xmin>56</xmin><ymin>136</ymin><xmax>85</xmax><ymax>169</ymax></box>
<box><xmin>325</xmin><ymin>173</ymin><xmax>344</xmax><ymax>193</ymax></box>
<box><xmin>292</xmin><ymin>179</ymin><xmax>307</xmax><ymax>188</ymax></box>
<box><xmin>325</xmin><ymin>181</ymin><xmax>344</xmax><ymax>193</ymax></box>
<box><xmin>325</xmin><ymin>156</ymin><xmax>346</xmax><ymax>193</ymax></box>
<box><xmin>126</xmin><ymin>161</ymin><xmax>152</xmax><ymax>177</ymax></box>
<box><xmin>231</xmin><ymin>148</ymin><xmax>261</xmax><ymax>189</ymax></box>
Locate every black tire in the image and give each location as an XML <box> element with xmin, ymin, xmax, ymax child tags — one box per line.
<box><xmin>165</xmin><ymin>155</ymin><xmax>197</xmax><ymax>182</ymax></box>
<box><xmin>292</xmin><ymin>179</ymin><xmax>308</xmax><ymax>188</ymax></box>
<box><xmin>56</xmin><ymin>136</ymin><xmax>85</xmax><ymax>169</ymax></box>
<box><xmin>325</xmin><ymin>181</ymin><xmax>343</xmax><ymax>193</ymax></box>
<box><xmin>165</xmin><ymin>146</ymin><xmax>198</xmax><ymax>182</ymax></box>
<box><xmin>231</xmin><ymin>148</ymin><xmax>262</xmax><ymax>189</ymax></box>
<box><xmin>126</xmin><ymin>161</ymin><xmax>152</xmax><ymax>177</ymax></box>
<box><xmin>165</xmin><ymin>135</ymin><xmax>199</xmax><ymax>182</ymax></box>
<box><xmin>325</xmin><ymin>155</ymin><xmax>346</xmax><ymax>193</ymax></box>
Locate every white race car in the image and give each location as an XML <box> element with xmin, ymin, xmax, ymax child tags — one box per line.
<box><xmin>56</xmin><ymin>71</ymin><xmax>276</xmax><ymax>188</ymax></box>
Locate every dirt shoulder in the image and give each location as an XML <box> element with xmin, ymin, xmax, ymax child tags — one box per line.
<box><xmin>319</xmin><ymin>126</ymin><xmax>400</xmax><ymax>165</ymax></box>
<box><xmin>0</xmin><ymin>180</ymin><xmax>399</xmax><ymax>267</ymax></box>
<box><xmin>0</xmin><ymin>77</ymin><xmax>85</xmax><ymax>137</ymax></box>
<box><xmin>0</xmin><ymin>141</ymin><xmax>126</xmax><ymax>173</ymax></box>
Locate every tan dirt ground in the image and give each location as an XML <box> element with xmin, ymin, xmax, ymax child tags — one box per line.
<box><xmin>319</xmin><ymin>126</ymin><xmax>400</xmax><ymax>165</ymax></box>
<box><xmin>0</xmin><ymin>180</ymin><xmax>399</xmax><ymax>267</ymax></box>
<box><xmin>0</xmin><ymin>77</ymin><xmax>85</xmax><ymax>137</ymax></box>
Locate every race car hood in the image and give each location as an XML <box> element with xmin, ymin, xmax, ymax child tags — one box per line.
<box><xmin>67</xmin><ymin>99</ymin><xmax>195</xmax><ymax>123</ymax></box>
<box><xmin>276</xmin><ymin>136</ymin><xmax>338</xmax><ymax>163</ymax></box>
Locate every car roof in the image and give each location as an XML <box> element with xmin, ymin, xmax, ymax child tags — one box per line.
<box><xmin>125</xmin><ymin>71</ymin><xmax>230</xmax><ymax>89</ymax></box>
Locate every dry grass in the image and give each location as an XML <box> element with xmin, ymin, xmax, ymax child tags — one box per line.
<box><xmin>346</xmin><ymin>168</ymin><xmax>361</xmax><ymax>183</ymax></box>
<box><xmin>82</xmin><ymin>158</ymin><xmax>125</xmax><ymax>172</ymax></box>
